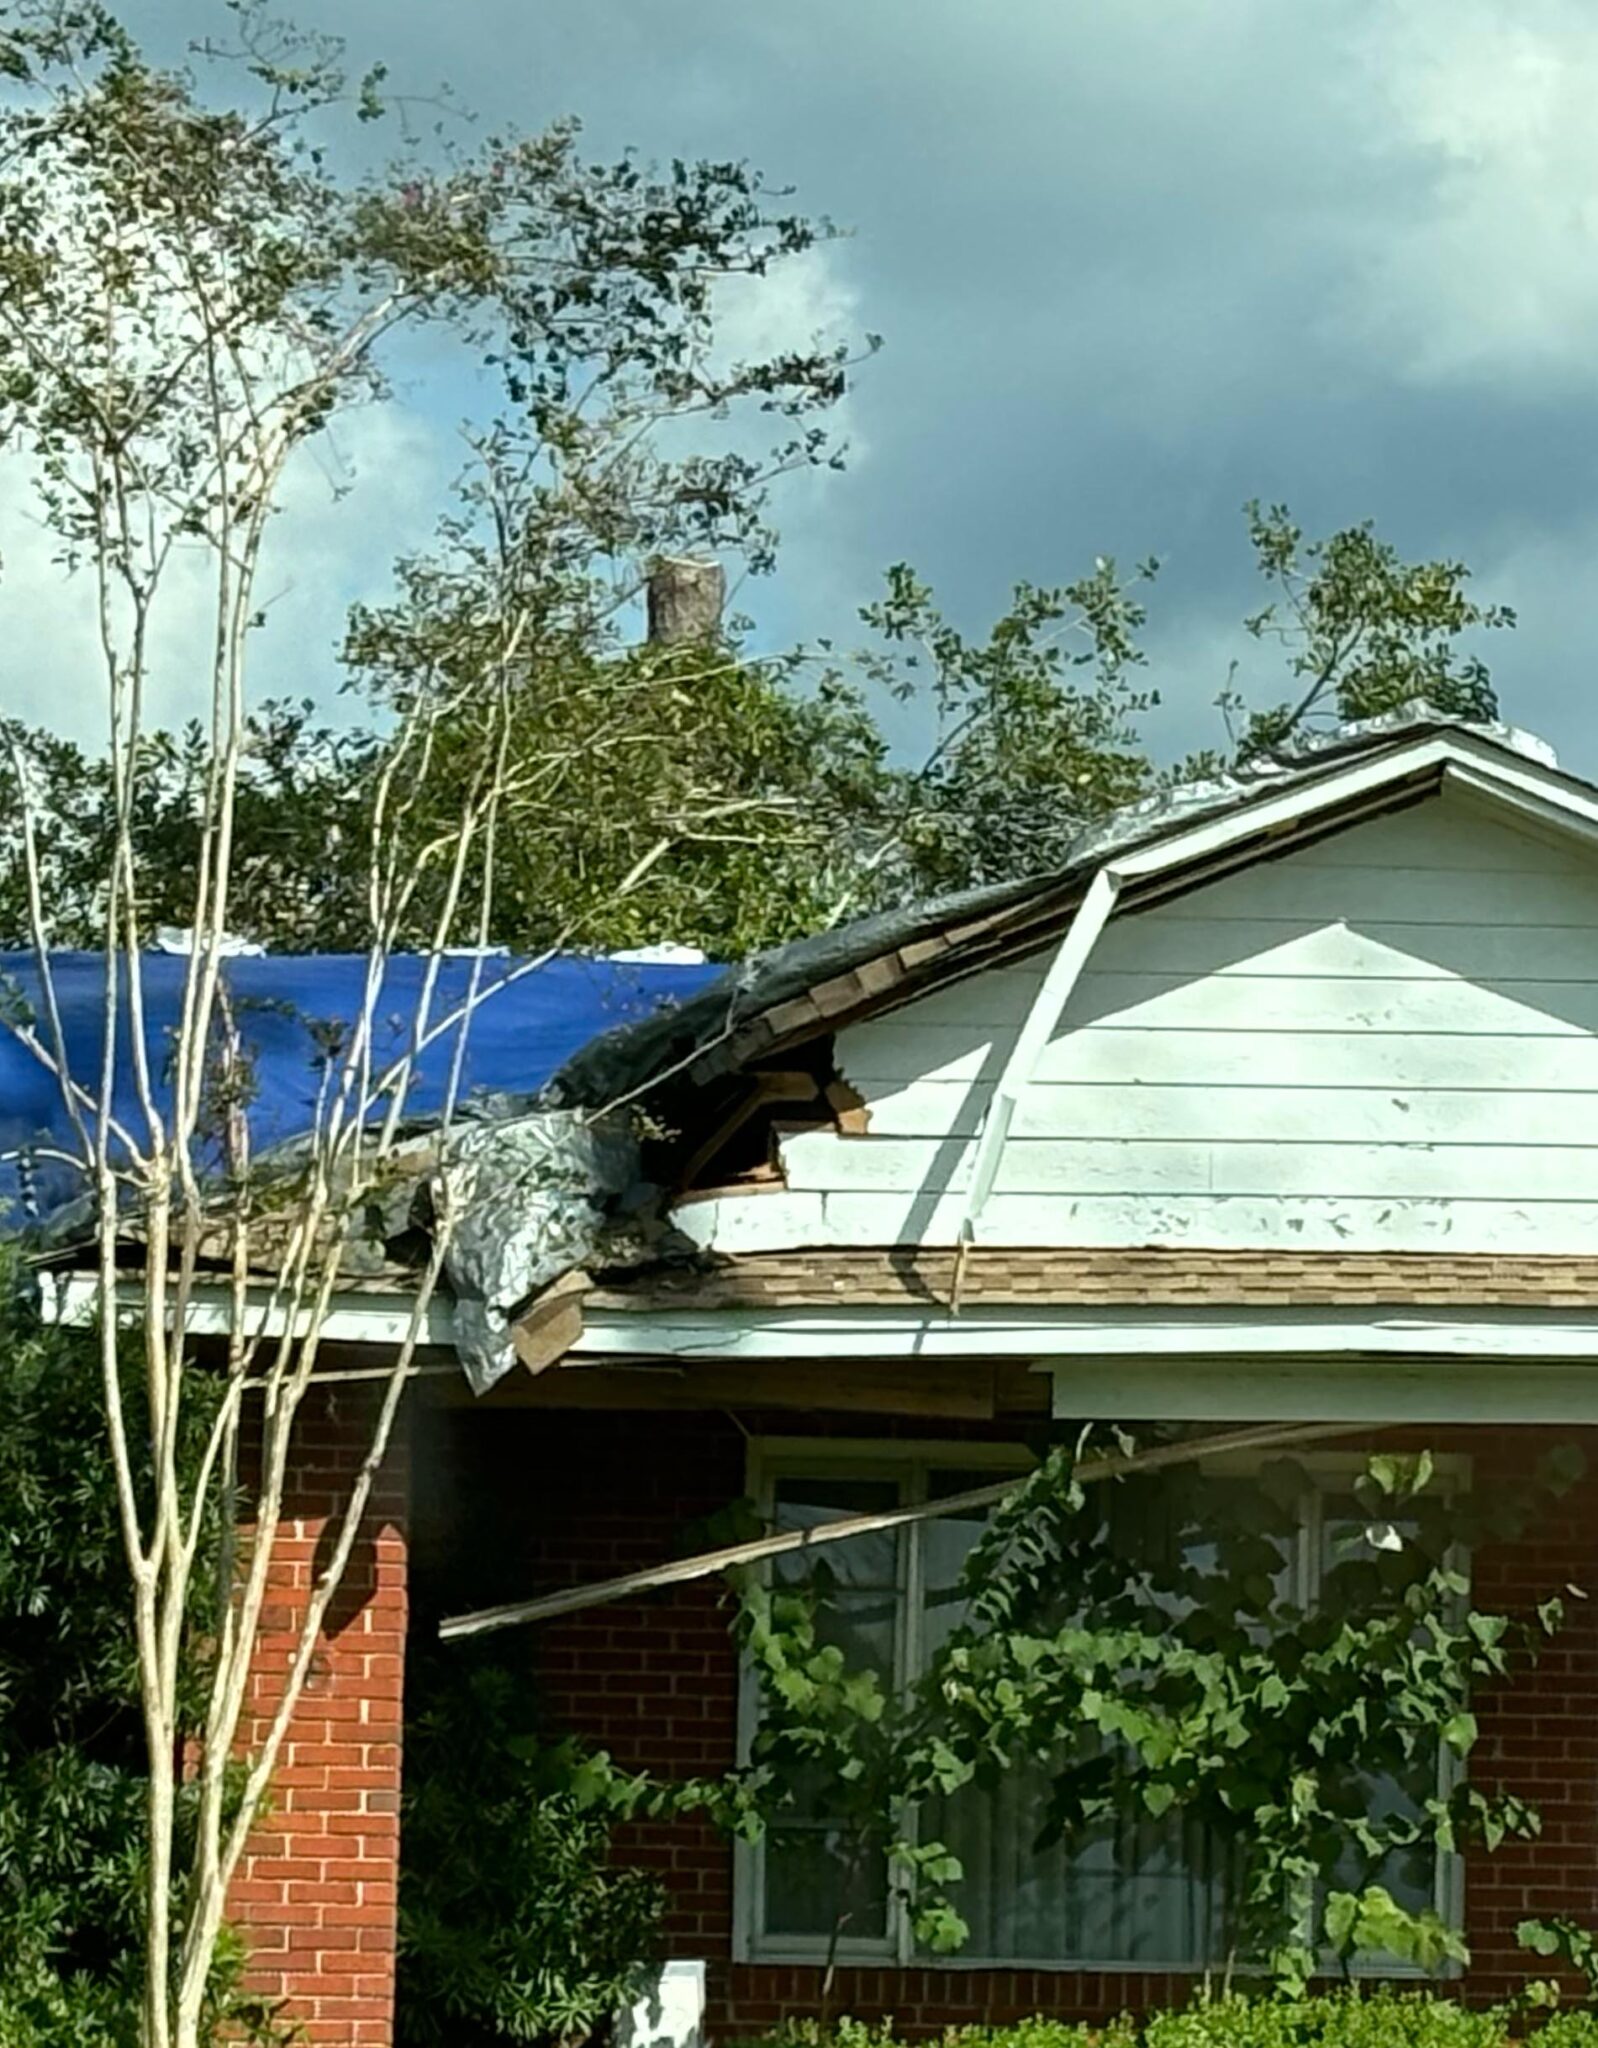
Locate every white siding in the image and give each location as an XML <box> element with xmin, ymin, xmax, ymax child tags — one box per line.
<box><xmin>674</xmin><ymin>789</ymin><xmax>1598</xmax><ymax>1255</ymax></box>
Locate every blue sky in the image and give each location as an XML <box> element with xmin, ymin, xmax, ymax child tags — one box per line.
<box><xmin>13</xmin><ymin>0</ymin><xmax>1598</xmax><ymax>769</ymax></box>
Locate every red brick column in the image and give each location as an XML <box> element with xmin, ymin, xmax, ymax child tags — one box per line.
<box><xmin>229</xmin><ymin>1389</ymin><xmax>410</xmax><ymax>2047</ymax></box>
<box><xmin>1466</xmin><ymin>1430</ymin><xmax>1598</xmax><ymax>2003</ymax></box>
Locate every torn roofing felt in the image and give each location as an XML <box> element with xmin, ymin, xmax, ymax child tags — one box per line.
<box><xmin>433</xmin><ymin>1109</ymin><xmax>659</xmax><ymax>1394</ymax></box>
<box><xmin>539</xmin><ymin>706</ymin><xmax>1567</xmax><ymax>1118</ymax></box>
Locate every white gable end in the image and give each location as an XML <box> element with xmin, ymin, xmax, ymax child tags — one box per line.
<box><xmin>674</xmin><ymin>787</ymin><xmax>1598</xmax><ymax>1255</ymax></box>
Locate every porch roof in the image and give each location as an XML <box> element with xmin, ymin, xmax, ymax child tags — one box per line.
<box><xmin>584</xmin><ymin>1246</ymin><xmax>1598</xmax><ymax>1314</ymax></box>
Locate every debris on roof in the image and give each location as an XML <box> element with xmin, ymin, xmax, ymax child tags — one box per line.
<box><xmin>608</xmin><ymin>942</ymin><xmax>709</xmax><ymax>965</ymax></box>
<box><xmin>433</xmin><ymin>1108</ymin><xmax>656</xmax><ymax>1394</ymax></box>
<box><xmin>360</xmin><ymin>709</ymin><xmax>1598</xmax><ymax>1385</ymax></box>
<box><xmin>153</xmin><ymin>926</ymin><xmax>267</xmax><ymax>957</ymax></box>
<box><xmin>15</xmin><ymin>706</ymin><xmax>1585</xmax><ymax>1393</ymax></box>
<box><xmin>543</xmin><ymin>706</ymin><xmax>1562</xmax><ymax>1117</ymax></box>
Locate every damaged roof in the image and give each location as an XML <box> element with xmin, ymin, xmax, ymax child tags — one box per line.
<box><xmin>31</xmin><ymin>705</ymin><xmax>1598</xmax><ymax>1396</ymax></box>
<box><xmin>0</xmin><ymin>950</ymin><xmax>720</xmax><ymax>1224</ymax></box>
<box><xmin>542</xmin><ymin>706</ymin><xmax>1578</xmax><ymax>1116</ymax></box>
<box><xmin>432</xmin><ymin>707</ymin><xmax>1598</xmax><ymax>1388</ymax></box>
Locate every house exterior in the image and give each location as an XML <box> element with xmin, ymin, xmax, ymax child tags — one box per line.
<box><xmin>61</xmin><ymin>713</ymin><xmax>1598</xmax><ymax>2045</ymax></box>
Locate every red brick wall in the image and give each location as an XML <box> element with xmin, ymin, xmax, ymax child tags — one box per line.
<box><xmin>1464</xmin><ymin>1434</ymin><xmax>1598</xmax><ymax>1999</ymax></box>
<box><xmin>416</xmin><ymin>1407</ymin><xmax>1598</xmax><ymax>2038</ymax></box>
<box><xmin>230</xmin><ymin>1389</ymin><xmax>409</xmax><ymax>2047</ymax></box>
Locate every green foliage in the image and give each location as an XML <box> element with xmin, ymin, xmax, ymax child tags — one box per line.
<box><xmin>0</xmin><ymin>702</ymin><xmax>381</xmax><ymax>952</ymax></box>
<box><xmin>733</xmin><ymin>1440</ymin><xmax>1583</xmax><ymax>1991</ymax></box>
<box><xmin>1517</xmin><ymin>1918</ymin><xmax>1598</xmax><ymax>2011</ymax></box>
<box><xmin>844</xmin><ymin>558</ymin><xmax>1158</xmax><ymax>899</ymax></box>
<box><xmin>0</xmin><ymin>1251</ymin><xmax>276</xmax><ymax>2045</ymax></box>
<box><xmin>0</xmin><ymin>1260</ymin><xmax>168</xmax><ymax>2045</ymax></box>
<box><xmin>1216</xmin><ymin>503</ymin><xmax>1511</xmax><ymax>760</ymax></box>
<box><xmin>1538</xmin><ymin>2024</ymin><xmax>1598</xmax><ymax>2048</ymax></box>
<box><xmin>740</xmin><ymin>1993</ymin><xmax>1598</xmax><ymax>2048</ymax></box>
<box><xmin>0</xmin><ymin>501</ymin><xmax>1517</xmax><ymax>956</ymax></box>
<box><xmin>398</xmin><ymin>1652</ymin><xmax>757</xmax><ymax>2048</ymax></box>
<box><xmin>0</xmin><ymin>657</ymin><xmax>884</xmax><ymax>960</ymax></box>
<box><xmin>1139</xmin><ymin>2003</ymin><xmax>1514</xmax><ymax>2048</ymax></box>
<box><xmin>341</xmin><ymin>620</ymin><xmax>889</xmax><ymax>960</ymax></box>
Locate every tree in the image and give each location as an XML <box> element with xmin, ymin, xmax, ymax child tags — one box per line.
<box><xmin>0</xmin><ymin>703</ymin><xmax>381</xmax><ymax>953</ymax></box>
<box><xmin>397</xmin><ymin>1430</ymin><xmax>1584</xmax><ymax>2032</ymax></box>
<box><xmin>0</xmin><ymin>1256</ymin><xmax>280</xmax><ymax>2045</ymax></box>
<box><xmin>0</xmin><ymin>502</ymin><xmax>1514</xmax><ymax>957</ymax></box>
<box><xmin>0</xmin><ymin>665</ymin><xmax>883</xmax><ymax>960</ymax></box>
<box><xmin>1212</xmin><ymin>502</ymin><xmax>1512</xmax><ymax>762</ymax></box>
<box><xmin>836</xmin><ymin>555</ymin><xmax>1159</xmax><ymax>906</ymax></box>
<box><xmin>0</xmin><ymin>4</ymin><xmax>854</xmax><ymax>2042</ymax></box>
<box><xmin>849</xmin><ymin>506</ymin><xmax>1513</xmax><ymax>907</ymax></box>
<box><xmin>335</xmin><ymin>448</ymin><xmax>892</xmax><ymax>956</ymax></box>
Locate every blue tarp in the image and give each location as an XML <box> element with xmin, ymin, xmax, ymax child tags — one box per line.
<box><xmin>0</xmin><ymin>951</ymin><xmax>722</xmax><ymax>1223</ymax></box>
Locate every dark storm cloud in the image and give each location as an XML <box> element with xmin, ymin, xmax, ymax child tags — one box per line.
<box><xmin>130</xmin><ymin>0</ymin><xmax>1598</xmax><ymax>765</ymax></box>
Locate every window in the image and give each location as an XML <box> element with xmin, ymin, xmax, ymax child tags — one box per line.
<box><xmin>736</xmin><ymin>1442</ymin><xmax>1462</xmax><ymax>1972</ymax></box>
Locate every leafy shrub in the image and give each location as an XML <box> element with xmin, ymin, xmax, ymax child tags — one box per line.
<box><xmin>0</xmin><ymin>1280</ymin><xmax>149</xmax><ymax>2044</ymax></box>
<box><xmin>733</xmin><ymin>1441</ymin><xmax>1582</xmax><ymax>1988</ymax></box>
<box><xmin>0</xmin><ymin>1255</ymin><xmax>276</xmax><ymax>2045</ymax></box>
<box><xmin>1138</xmin><ymin>1992</ymin><xmax>1515</xmax><ymax>2046</ymax></box>
<box><xmin>739</xmin><ymin>1994</ymin><xmax>1598</xmax><ymax>2048</ymax></box>
<box><xmin>397</xmin><ymin>1654</ymin><xmax>667</xmax><ymax>2047</ymax></box>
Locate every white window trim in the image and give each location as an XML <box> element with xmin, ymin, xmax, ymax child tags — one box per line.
<box><xmin>733</xmin><ymin>1438</ymin><xmax>1470</xmax><ymax>1977</ymax></box>
<box><xmin>1267</xmin><ymin>1455</ymin><xmax>1469</xmax><ymax>1975</ymax></box>
<box><xmin>734</xmin><ymin>1439</ymin><xmax>1032</xmax><ymax>1968</ymax></box>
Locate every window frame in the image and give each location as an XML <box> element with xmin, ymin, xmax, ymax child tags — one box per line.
<box><xmin>734</xmin><ymin>1438</ymin><xmax>1033</xmax><ymax>1967</ymax></box>
<box><xmin>733</xmin><ymin>1436</ymin><xmax>1468</xmax><ymax>1976</ymax></box>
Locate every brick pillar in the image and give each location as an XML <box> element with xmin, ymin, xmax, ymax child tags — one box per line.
<box><xmin>230</xmin><ymin>1388</ymin><xmax>410</xmax><ymax>2047</ymax></box>
<box><xmin>1466</xmin><ymin>1430</ymin><xmax>1598</xmax><ymax>2003</ymax></box>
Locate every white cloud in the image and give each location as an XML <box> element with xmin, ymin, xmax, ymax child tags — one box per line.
<box><xmin>1344</xmin><ymin>0</ymin><xmax>1598</xmax><ymax>384</ymax></box>
<box><xmin>0</xmin><ymin>398</ymin><xmax>457</xmax><ymax>745</ymax></box>
<box><xmin>713</xmin><ymin>245</ymin><xmax>863</xmax><ymax>387</ymax></box>
<box><xmin>709</xmin><ymin>240</ymin><xmax>870</xmax><ymax>483</ymax></box>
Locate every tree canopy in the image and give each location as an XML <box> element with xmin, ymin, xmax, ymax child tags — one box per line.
<box><xmin>0</xmin><ymin>502</ymin><xmax>1513</xmax><ymax>957</ymax></box>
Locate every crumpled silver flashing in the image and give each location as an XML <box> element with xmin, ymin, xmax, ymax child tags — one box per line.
<box><xmin>432</xmin><ymin>1109</ymin><xmax>643</xmax><ymax>1393</ymax></box>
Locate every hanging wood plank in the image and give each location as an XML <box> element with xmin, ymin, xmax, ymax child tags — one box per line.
<box><xmin>437</xmin><ymin>1418</ymin><xmax>1372</xmax><ymax>1642</ymax></box>
<box><xmin>510</xmin><ymin>1270</ymin><xmax>593</xmax><ymax>1377</ymax></box>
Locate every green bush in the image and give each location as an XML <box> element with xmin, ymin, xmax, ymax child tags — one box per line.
<box><xmin>0</xmin><ymin>1256</ymin><xmax>276</xmax><ymax>2047</ymax></box>
<box><xmin>397</xmin><ymin>1654</ymin><xmax>667</xmax><ymax>2047</ymax></box>
<box><xmin>1138</xmin><ymin>1993</ymin><xmax>1522</xmax><ymax>2047</ymax></box>
<box><xmin>741</xmin><ymin>1995</ymin><xmax>1598</xmax><ymax>2048</ymax></box>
